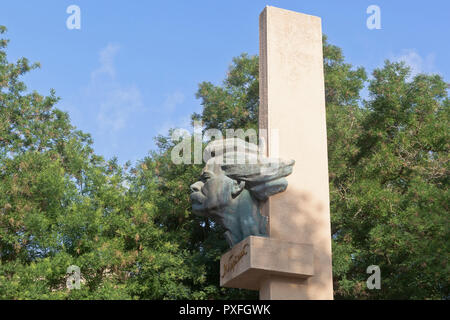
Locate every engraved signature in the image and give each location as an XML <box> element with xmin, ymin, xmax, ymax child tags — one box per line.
<box><xmin>221</xmin><ymin>243</ymin><xmax>249</xmax><ymax>278</ymax></box>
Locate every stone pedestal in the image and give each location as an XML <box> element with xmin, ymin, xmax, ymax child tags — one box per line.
<box><xmin>220</xmin><ymin>236</ymin><xmax>314</xmax><ymax>290</ymax></box>
<box><xmin>219</xmin><ymin>6</ymin><xmax>334</xmax><ymax>300</ymax></box>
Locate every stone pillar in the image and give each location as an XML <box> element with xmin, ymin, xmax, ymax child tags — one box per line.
<box><xmin>219</xmin><ymin>6</ymin><xmax>333</xmax><ymax>300</ymax></box>
<box><xmin>258</xmin><ymin>6</ymin><xmax>333</xmax><ymax>300</ymax></box>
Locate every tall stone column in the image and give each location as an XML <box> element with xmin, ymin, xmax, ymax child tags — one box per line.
<box><xmin>258</xmin><ymin>6</ymin><xmax>333</xmax><ymax>300</ymax></box>
<box><xmin>219</xmin><ymin>6</ymin><xmax>333</xmax><ymax>300</ymax></box>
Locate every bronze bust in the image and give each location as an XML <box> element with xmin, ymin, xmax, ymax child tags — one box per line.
<box><xmin>190</xmin><ymin>138</ymin><xmax>294</xmax><ymax>247</ymax></box>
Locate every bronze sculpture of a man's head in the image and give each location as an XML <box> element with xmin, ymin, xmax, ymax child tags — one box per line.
<box><xmin>190</xmin><ymin>138</ymin><xmax>294</xmax><ymax>247</ymax></box>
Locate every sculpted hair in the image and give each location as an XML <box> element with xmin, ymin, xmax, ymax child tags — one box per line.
<box><xmin>205</xmin><ymin>138</ymin><xmax>295</xmax><ymax>201</ymax></box>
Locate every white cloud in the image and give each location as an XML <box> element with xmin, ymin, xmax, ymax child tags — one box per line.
<box><xmin>86</xmin><ymin>43</ymin><xmax>143</xmax><ymax>134</ymax></box>
<box><xmin>391</xmin><ymin>49</ymin><xmax>436</xmax><ymax>78</ymax></box>
<box><xmin>91</xmin><ymin>43</ymin><xmax>120</xmax><ymax>80</ymax></box>
<box><xmin>96</xmin><ymin>84</ymin><xmax>142</xmax><ymax>132</ymax></box>
<box><xmin>163</xmin><ymin>91</ymin><xmax>185</xmax><ymax>112</ymax></box>
<box><xmin>155</xmin><ymin>90</ymin><xmax>188</xmax><ymax>136</ymax></box>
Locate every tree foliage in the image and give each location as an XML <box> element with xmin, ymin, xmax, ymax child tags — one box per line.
<box><xmin>331</xmin><ymin>62</ymin><xmax>449</xmax><ymax>299</ymax></box>
<box><xmin>0</xmin><ymin>26</ymin><xmax>208</xmax><ymax>300</ymax></box>
<box><xmin>0</xmin><ymin>26</ymin><xmax>448</xmax><ymax>300</ymax></box>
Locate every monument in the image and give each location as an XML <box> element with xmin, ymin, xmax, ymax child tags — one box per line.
<box><xmin>190</xmin><ymin>6</ymin><xmax>333</xmax><ymax>300</ymax></box>
<box><xmin>190</xmin><ymin>138</ymin><xmax>295</xmax><ymax>247</ymax></box>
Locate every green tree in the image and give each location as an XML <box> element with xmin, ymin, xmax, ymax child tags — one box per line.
<box><xmin>0</xmin><ymin>26</ymin><xmax>207</xmax><ymax>300</ymax></box>
<box><xmin>331</xmin><ymin>62</ymin><xmax>449</xmax><ymax>299</ymax></box>
<box><xmin>192</xmin><ymin>53</ymin><xmax>259</xmax><ymax>133</ymax></box>
<box><xmin>133</xmin><ymin>133</ymin><xmax>258</xmax><ymax>299</ymax></box>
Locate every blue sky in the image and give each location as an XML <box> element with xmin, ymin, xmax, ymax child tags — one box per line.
<box><xmin>1</xmin><ymin>1</ymin><xmax>448</xmax><ymax>164</ymax></box>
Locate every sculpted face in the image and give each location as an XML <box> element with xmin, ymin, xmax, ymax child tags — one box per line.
<box><xmin>190</xmin><ymin>163</ymin><xmax>241</xmax><ymax>215</ymax></box>
<box><xmin>189</xmin><ymin>138</ymin><xmax>294</xmax><ymax>247</ymax></box>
